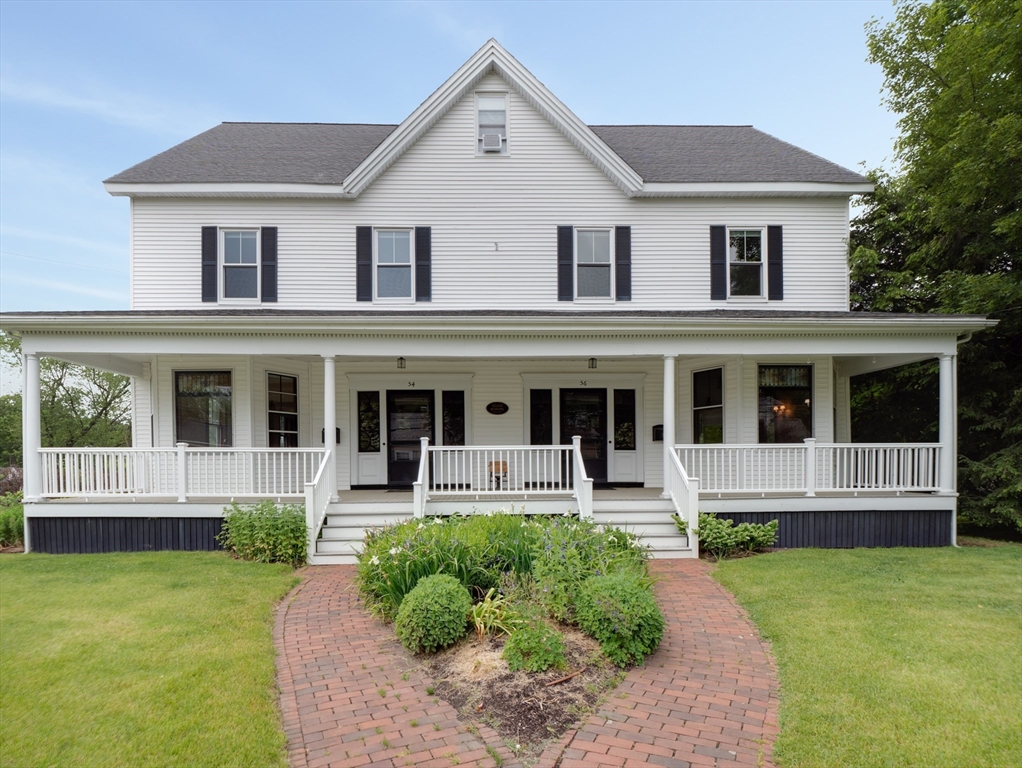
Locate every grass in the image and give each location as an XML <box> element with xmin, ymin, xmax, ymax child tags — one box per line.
<box><xmin>714</xmin><ymin>542</ymin><xmax>1022</xmax><ymax>768</ymax></box>
<box><xmin>0</xmin><ymin>551</ymin><xmax>299</xmax><ymax>768</ymax></box>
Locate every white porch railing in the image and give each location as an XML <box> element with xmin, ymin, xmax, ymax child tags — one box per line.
<box><xmin>665</xmin><ymin>446</ymin><xmax>699</xmax><ymax>543</ymax></box>
<box><xmin>39</xmin><ymin>446</ymin><xmax>327</xmax><ymax>499</ymax></box>
<box><xmin>415</xmin><ymin>438</ymin><xmax>593</xmax><ymax>518</ymax></box>
<box><xmin>304</xmin><ymin>449</ymin><xmax>333</xmax><ymax>558</ymax></box>
<box><xmin>677</xmin><ymin>440</ymin><xmax>944</xmax><ymax>495</ymax></box>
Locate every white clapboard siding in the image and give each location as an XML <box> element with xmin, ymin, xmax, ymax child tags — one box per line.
<box><xmin>131</xmin><ymin>74</ymin><xmax>851</xmax><ymax>312</ymax></box>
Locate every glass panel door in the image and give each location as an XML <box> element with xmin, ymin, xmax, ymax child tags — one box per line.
<box><xmin>386</xmin><ymin>390</ymin><xmax>435</xmax><ymax>487</ymax></box>
<box><xmin>560</xmin><ymin>388</ymin><xmax>608</xmax><ymax>483</ymax></box>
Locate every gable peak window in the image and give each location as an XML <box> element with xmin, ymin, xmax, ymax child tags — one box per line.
<box><xmin>576</xmin><ymin>228</ymin><xmax>613</xmax><ymax>298</ymax></box>
<box><xmin>728</xmin><ymin>229</ymin><xmax>763</xmax><ymax>297</ymax></box>
<box><xmin>477</xmin><ymin>92</ymin><xmax>508</xmax><ymax>154</ymax></box>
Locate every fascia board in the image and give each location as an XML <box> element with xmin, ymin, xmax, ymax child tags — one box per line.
<box><xmin>104</xmin><ymin>182</ymin><xmax>351</xmax><ymax>198</ymax></box>
<box><xmin>634</xmin><ymin>181</ymin><xmax>875</xmax><ymax>197</ymax></box>
<box><xmin>342</xmin><ymin>40</ymin><xmax>644</xmax><ymax>198</ymax></box>
<box><xmin>1</xmin><ymin>313</ymin><xmax>997</xmax><ymax>339</ymax></box>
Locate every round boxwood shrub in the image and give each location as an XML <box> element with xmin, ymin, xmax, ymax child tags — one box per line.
<box><xmin>575</xmin><ymin>570</ymin><xmax>664</xmax><ymax>667</ymax></box>
<box><xmin>394</xmin><ymin>574</ymin><xmax>472</xmax><ymax>654</ymax></box>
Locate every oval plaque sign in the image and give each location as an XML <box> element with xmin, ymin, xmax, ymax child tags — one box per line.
<box><xmin>486</xmin><ymin>402</ymin><xmax>510</xmax><ymax>415</ymax></box>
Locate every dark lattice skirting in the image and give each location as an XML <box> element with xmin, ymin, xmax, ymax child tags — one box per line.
<box><xmin>29</xmin><ymin>517</ymin><xmax>223</xmax><ymax>554</ymax></box>
<box><xmin>715</xmin><ymin>510</ymin><xmax>953</xmax><ymax>548</ymax></box>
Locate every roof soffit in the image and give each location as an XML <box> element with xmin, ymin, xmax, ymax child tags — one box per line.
<box><xmin>342</xmin><ymin>39</ymin><xmax>645</xmax><ymax>198</ymax></box>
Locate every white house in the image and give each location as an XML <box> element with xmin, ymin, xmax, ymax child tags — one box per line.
<box><xmin>1</xmin><ymin>41</ymin><xmax>992</xmax><ymax>562</ymax></box>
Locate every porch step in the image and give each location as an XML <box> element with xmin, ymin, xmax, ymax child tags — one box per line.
<box><xmin>308</xmin><ymin>552</ymin><xmax>359</xmax><ymax>566</ymax></box>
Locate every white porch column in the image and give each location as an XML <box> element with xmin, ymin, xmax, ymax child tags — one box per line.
<box><xmin>322</xmin><ymin>355</ymin><xmax>339</xmax><ymax>502</ymax></box>
<box><xmin>22</xmin><ymin>353</ymin><xmax>42</xmax><ymax>504</ymax></box>
<box><xmin>662</xmin><ymin>355</ymin><xmax>676</xmax><ymax>499</ymax></box>
<box><xmin>938</xmin><ymin>353</ymin><xmax>956</xmax><ymax>496</ymax></box>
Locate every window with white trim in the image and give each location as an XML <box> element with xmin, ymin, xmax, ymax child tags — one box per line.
<box><xmin>375</xmin><ymin>229</ymin><xmax>413</xmax><ymax>300</ymax></box>
<box><xmin>221</xmin><ymin>230</ymin><xmax>259</xmax><ymax>300</ymax></box>
<box><xmin>693</xmin><ymin>367</ymin><xmax>723</xmax><ymax>444</ymax></box>
<box><xmin>175</xmin><ymin>371</ymin><xmax>232</xmax><ymax>447</ymax></box>
<box><xmin>477</xmin><ymin>92</ymin><xmax>508</xmax><ymax>154</ymax></box>
<box><xmin>576</xmin><ymin>229</ymin><xmax>613</xmax><ymax>298</ymax></box>
<box><xmin>728</xmin><ymin>229</ymin><xmax>763</xmax><ymax>297</ymax></box>
<box><xmin>267</xmin><ymin>373</ymin><xmax>299</xmax><ymax>448</ymax></box>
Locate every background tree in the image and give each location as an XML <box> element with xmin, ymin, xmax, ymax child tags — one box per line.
<box><xmin>851</xmin><ymin>0</ymin><xmax>1021</xmax><ymax>531</ymax></box>
<box><xmin>0</xmin><ymin>332</ymin><xmax>131</xmax><ymax>464</ymax></box>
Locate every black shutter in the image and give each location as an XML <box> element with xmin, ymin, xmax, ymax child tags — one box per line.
<box><xmin>557</xmin><ymin>225</ymin><xmax>574</xmax><ymax>301</ymax></box>
<box><xmin>415</xmin><ymin>226</ymin><xmax>431</xmax><ymax>302</ymax></box>
<box><xmin>768</xmin><ymin>225</ymin><xmax>783</xmax><ymax>300</ymax></box>
<box><xmin>615</xmin><ymin>226</ymin><xmax>632</xmax><ymax>301</ymax></box>
<box><xmin>356</xmin><ymin>226</ymin><xmax>372</xmax><ymax>302</ymax></box>
<box><xmin>710</xmin><ymin>225</ymin><xmax>726</xmax><ymax>300</ymax></box>
<box><xmin>261</xmin><ymin>227</ymin><xmax>278</xmax><ymax>302</ymax></box>
<box><xmin>201</xmin><ymin>226</ymin><xmax>217</xmax><ymax>302</ymax></box>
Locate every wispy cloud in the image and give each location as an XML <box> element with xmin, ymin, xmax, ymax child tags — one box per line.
<box><xmin>0</xmin><ymin>225</ymin><xmax>124</xmax><ymax>257</ymax></box>
<box><xmin>0</xmin><ymin>76</ymin><xmax>215</xmax><ymax>137</ymax></box>
<box><xmin>407</xmin><ymin>2</ymin><xmax>498</xmax><ymax>50</ymax></box>
<box><xmin>1</xmin><ymin>273</ymin><xmax>126</xmax><ymax>302</ymax></box>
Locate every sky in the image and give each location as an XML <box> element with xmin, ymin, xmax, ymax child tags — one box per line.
<box><xmin>0</xmin><ymin>0</ymin><xmax>901</xmax><ymax>320</ymax></box>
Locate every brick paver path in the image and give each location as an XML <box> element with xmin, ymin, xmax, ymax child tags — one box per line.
<box><xmin>275</xmin><ymin>560</ymin><xmax>779</xmax><ymax>768</ymax></box>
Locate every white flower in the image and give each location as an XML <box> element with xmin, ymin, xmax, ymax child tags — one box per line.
<box><xmin>432</xmin><ymin>517</ymin><xmax>444</xmax><ymax>525</ymax></box>
<box><xmin>417</xmin><ymin>522</ymin><xmax>425</xmax><ymax>530</ymax></box>
<box><xmin>389</xmin><ymin>547</ymin><xmax>401</xmax><ymax>556</ymax></box>
<box><xmin>370</xmin><ymin>555</ymin><xmax>379</xmax><ymax>565</ymax></box>
<box><xmin>607</xmin><ymin>535</ymin><xmax>617</xmax><ymax>543</ymax></box>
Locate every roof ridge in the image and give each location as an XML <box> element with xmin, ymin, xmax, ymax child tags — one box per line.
<box><xmin>220</xmin><ymin>121</ymin><xmax>399</xmax><ymax>127</ymax></box>
<box><xmin>590</xmin><ymin>124</ymin><xmax>754</xmax><ymax>128</ymax></box>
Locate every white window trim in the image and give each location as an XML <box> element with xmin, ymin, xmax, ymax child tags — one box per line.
<box><xmin>373</xmin><ymin>228</ymin><xmax>415</xmax><ymax>304</ymax></box>
<box><xmin>574</xmin><ymin>227</ymin><xmax>615</xmax><ymax>302</ymax></box>
<box><xmin>219</xmin><ymin>228</ymin><xmax>261</xmax><ymax>305</ymax></box>
<box><xmin>692</xmin><ymin>366</ymin><xmax>725</xmax><ymax>444</ymax></box>
<box><xmin>725</xmin><ymin>226</ymin><xmax>767</xmax><ymax>302</ymax></box>
<box><xmin>475</xmin><ymin>91</ymin><xmax>510</xmax><ymax>156</ymax></box>
<box><xmin>267</xmin><ymin>371</ymin><xmax>299</xmax><ymax>447</ymax></box>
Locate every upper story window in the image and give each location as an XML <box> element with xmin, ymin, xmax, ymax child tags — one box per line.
<box><xmin>222</xmin><ymin>230</ymin><xmax>259</xmax><ymax>300</ymax></box>
<box><xmin>375</xmin><ymin>229</ymin><xmax>413</xmax><ymax>300</ymax></box>
<box><xmin>576</xmin><ymin>229</ymin><xmax>613</xmax><ymax>298</ymax></box>
<box><xmin>477</xmin><ymin>93</ymin><xmax>508</xmax><ymax>154</ymax></box>
<box><xmin>728</xmin><ymin>229</ymin><xmax>763</xmax><ymax>297</ymax></box>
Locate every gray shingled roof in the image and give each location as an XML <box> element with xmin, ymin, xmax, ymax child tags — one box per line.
<box><xmin>105</xmin><ymin>122</ymin><xmax>867</xmax><ymax>186</ymax></box>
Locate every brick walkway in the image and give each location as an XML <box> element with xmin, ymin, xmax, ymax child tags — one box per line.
<box><xmin>275</xmin><ymin>560</ymin><xmax>779</xmax><ymax>768</ymax></box>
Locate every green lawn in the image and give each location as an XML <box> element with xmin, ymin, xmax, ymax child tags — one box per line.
<box><xmin>0</xmin><ymin>552</ymin><xmax>299</xmax><ymax>768</ymax></box>
<box><xmin>714</xmin><ymin>543</ymin><xmax>1022</xmax><ymax>768</ymax></box>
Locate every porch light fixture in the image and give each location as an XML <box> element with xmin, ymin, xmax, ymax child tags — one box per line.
<box><xmin>588</xmin><ymin>358</ymin><xmax>597</xmax><ymax>369</ymax></box>
<box><xmin>397</xmin><ymin>357</ymin><xmax>406</xmax><ymax>369</ymax></box>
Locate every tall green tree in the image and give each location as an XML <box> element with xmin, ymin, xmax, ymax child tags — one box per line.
<box><xmin>851</xmin><ymin>0</ymin><xmax>1021</xmax><ymax>530</ymax></box>
<box><xmin>0</xmin><ymin>333</ymin><xmax>131</xmax><ymax>464</ymax></box>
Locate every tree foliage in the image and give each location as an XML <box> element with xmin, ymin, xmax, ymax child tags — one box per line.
<box><xmin>851</xmin><ymin>0</ymin><xmax>1021</xmax><ymax>530</ymax></box>
<box><xmin>0</xmin><ymin>332</ymin><xmax>131</xmax><ymax>463</ymax></box>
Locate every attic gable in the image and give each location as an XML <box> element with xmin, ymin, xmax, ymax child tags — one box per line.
<box><xmin>342</xmin><ymin>39</ymin><xmax>644</xmax><ymax>198</ymax></box>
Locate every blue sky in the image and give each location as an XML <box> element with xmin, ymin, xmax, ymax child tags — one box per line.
<box><xmin>0</xmin><ymin>0</ymin><xmax>899</xmax><ymax>316</ymax></box>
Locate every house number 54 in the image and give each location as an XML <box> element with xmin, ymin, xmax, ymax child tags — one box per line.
<box><xmin>407</xmin><ymin>381</ymin><xmax>415</xmax><ymax>387</ymax></box>
<box><xmin>579</xmin><ymin>380</ymin><xmax>587</xmax><ymax>386</ymax></box>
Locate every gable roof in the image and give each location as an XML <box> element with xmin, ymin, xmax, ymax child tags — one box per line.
<box><xmin>104</xmin><ymin>40</ymin><xmax>871</xmax><ymax>198</ymax></box>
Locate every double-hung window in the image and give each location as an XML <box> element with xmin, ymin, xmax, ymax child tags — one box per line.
<box><xmin>375</xmin><ymin>229</ymin><xmax>413</xmax><ymax>300</ymax></box>
<box><xmin>693</xmin><ymin>368</ymin><xmax>724</xmax><ymax>443</ymax></box>
<box><xmin>576</xmin><ymin>229</ymin><xmax>613</xmax><ymax>298</ymax></box>
<box><xmin>222</xmin><ymin>230</ymin><xmax>259</xmax><ymax>300</ymax></box>
<box><xmin>728</xmin><ymin>229</ymin><xmax>763</xmax><ymax>297</ymax></box>
<box><xmin>267</xmin><ymin>373</ymin><xmax>299</xmax><ymax>448</ymax></box>
<box><xmin>477</xmin><ymin>93</ymin><xmax>508</xmax><ymax>154</ymax></box>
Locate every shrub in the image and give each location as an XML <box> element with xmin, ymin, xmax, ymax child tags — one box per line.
<box><xmin>502</xmin><ymin>614</ymin><xmax>567</xmax><ymax>673</ymax></box>
<box><xmin>0</xmin><ymin>492</ymin><xmax>24</xmax><ymax>547</ymax></box>
<box><xmin>394</xmin><ymin>574</ymin><xmax>472</xmax><ymax>654</ymax></box>
<box><xmin>684</xmin><ymin>512</ymin><xmax>779</xmax><ymax>560</ymax></box>
<box><xmin>356</xmin><ymin>512</ymin><xmax>538</xmax><ymax>620</ymax></box>
<box><xmin>575</xmin><ymin>570</ymin><xmax>664</xmax><ymax>667</ymax></box>
<box><xmin>531</xmin><ymin>516</ymin><xmax>648</xmax><ymax>622</ymax></box>
<box><xmin>216</xmin><ymin>500</ymin><xmax>308</xmax><ymax>568</ymax></box>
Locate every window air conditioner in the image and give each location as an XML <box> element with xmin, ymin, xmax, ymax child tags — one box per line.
<box><xmin>481</xmin><ymin>132</ymin><xmax>503</xmax><ymax>152</ymax></box>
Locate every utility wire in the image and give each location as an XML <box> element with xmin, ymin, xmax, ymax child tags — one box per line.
<box><xmin>0</xmin><ymin>249</ymin><xmax>128</xmax><ymax>275</ymax></box>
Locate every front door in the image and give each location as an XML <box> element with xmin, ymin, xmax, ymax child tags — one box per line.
<box><xmin>386</xmin><ymin>390</ymin><xmax>435</xmax><ymax>487</ymax></box>
<box><xmin>560</xmin><ymin>388</ymin><xmax>608</xmax><ymax>483</ymax></box>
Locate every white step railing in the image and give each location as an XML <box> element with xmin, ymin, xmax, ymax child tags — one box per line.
<box><xmin>39</xmin><ymin>445</ymin><xmax>326</xmax><ymax>500</ymax></box>
<box><xmin>305</xmin><ymin>449</ymin><xmax>333</xmax><ymax>558</ymax></box>
<box><xmin>677</xmin><ymin>440</ymin><xmax>944</xmax><ymax>495</ymax></box>
<box><xmin>665</xmin><ymin>446</ymin><xmax>699</xmax><ymax>548</ymax></box>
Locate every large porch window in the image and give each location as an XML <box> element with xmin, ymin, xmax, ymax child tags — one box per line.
<box><xmin>758</xmin><ymin>365</ymin><xmax>812</xmax><ymax>443</ymax></box>
<box><xmin>175</xmin><ymin>371</ymin><xmax>233</xmax><ymax>447</ymax></box>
